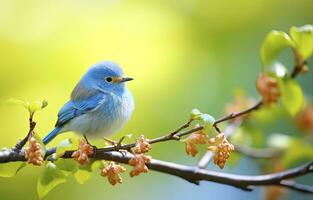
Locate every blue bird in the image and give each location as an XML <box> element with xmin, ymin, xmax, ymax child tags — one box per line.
<box><xmin>43</xmin><ymin>61</ymin><xmax>134</xmax><ymax>144</ymax></box>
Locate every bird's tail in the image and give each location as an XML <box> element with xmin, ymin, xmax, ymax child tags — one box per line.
<box><xmin>43</xmin><ymin>127</ymin><xmax>61</xmax><ymax>145</ymax></box>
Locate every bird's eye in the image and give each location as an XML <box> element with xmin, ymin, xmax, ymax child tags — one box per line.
<box><xmin>105</xmin><ymin>77</ymin><xmax>113</xmax><ymax>83</ymax></box>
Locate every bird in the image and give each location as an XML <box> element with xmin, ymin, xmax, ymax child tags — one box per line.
<box><xmin>42</xmin><ymin>61</ymin><xmax>135</xmax><ymax>145</ymax></box>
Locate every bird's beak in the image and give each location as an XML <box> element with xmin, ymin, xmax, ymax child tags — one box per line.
<box><xmin>120</xmin><ymin>77</ymin><xmax>134</xmax><ymax>82</ymax></box>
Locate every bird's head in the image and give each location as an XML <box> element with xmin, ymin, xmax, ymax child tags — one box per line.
<box><xmin>82</xmin><ymin>61</ymin><xmax>133</xmax><ymax>94</ymax></box>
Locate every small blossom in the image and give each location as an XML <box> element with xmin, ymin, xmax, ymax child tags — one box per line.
<box><xmin>296</xmin><ymin>106</ymin><xmax>313</xmax><ymax>134</ymax></box>
<box><xmin>72</xmin><ymin>139</ymin><xmax>94</xmax><ymax>165</ymax></box>
<box><xmin>225</xmin><ymin>94</ymin><xmax>256</xmax><ymax>121</ymax></box>
<box><xmin>132</xmin><ymin>135</ymin><xmax>151</xmax><ymax>154</ymax></box>
<box><xmin>25</xmin><ymin>137</ymin><xmax>44</xmax><ymax>166</ymax></box>
<box><xmin>208</xmin><ymin>133</ymin><xmax>234</xmax><ymax>169</ymax></box>
<box><xmin>128</xmin><ymin>154</ymin><xmax>151</xmax><ymax>177</ymax></box>
<box><xmin>256</xmin><ymin>73</ymin><xmax>280</xmax><ymax>105</ymax></box>
<box><xmin>100</xmin><ymin>162</ymin><xmax>126</xmax><ymax>185</ymax></box>
<box><xmin>184</xmin><ymin>129</ymin><xmax>207</xmax><ymax>157</ymax></box>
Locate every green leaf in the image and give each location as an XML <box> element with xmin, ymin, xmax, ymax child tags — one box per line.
<box><xmin>0</xmin><ymin>161</ymin><xmax>26</xmax><ymax>177</ymax></box>
<box><xmin>28</xmin><ymin>100</ymin><xmax>42</xmax><ymax>113</ymax></box>
<box><xmin>279</xmin><ymin>78</ymin><xmax>304</xmax><ymax>116</ymax></box>
<box><xmin>290</xmin><ymin>25</ymin><xmax>313</xmax><ymax>60</ymax></box>
<box><xmin>260</xmin><ymin>31</ymin><xmax>295</xmax><ymax>66</ymax></box>
<box><xmin>199</xmin><ymin>113</ymin><xmax>215</xmax><ymax>132</ymax></box>
<box><xmin>41</xmin><ymin>100</ymin><xmax>48</xmax><ymax>109</ymax></box>
<box><xmin>251</xmin><ymin>103</ymin><xmax>284</xmax><ymax>124</ymax></box>
<box><xmin>55</xmin><ymin>159</ymin><xmax>77</xmax><ymax>175</ymax></box>
<box><xmin>91</xmin><ymin>160</ymin><xmax>105</xmax><ymax>171</ymax></box>
<box><xmin>200</xmin><ymin>114</ymin><xmax>215</xmax><ymax>125</ymax></box>
<box><xmin>6</xmin><ymin>98</ymin><xmax>28</xmax><ymax>109</ymax></box>
<box><xmin>190</xmin><ymin>109</ymin><xmax>202</xmax><ymax>119</ymax></box>
<box><xmin>191</xmin><ymin>109</ymin><xmax>216</xmax><ymax>132</ymax></box>
<box><xmin>74</xmin><ymin>165</ymin><xmax>93</xmax><ymax>184</ymax></box>
<box><xmin>28</xmin><ymin>100</ymin><xmax>49</xmax><ymax>113</ymax></box>
<box><xmin>6</xmin><ymin>98</ymin><xmax>49</xmax><ymax>114</ymax></box>
<box><xmin>282</xmin><ymin>139</ymin><xmax>313</xmax><ymax>167</ymax></box>
<box><xmin>37</xmin><ymin>162</ymin><xmax>68</xmax><ymax>199</ymax></box>
<box><xmin>55</xmin><ymin>138</ymin><xmax>78</xmax><ymax>158</ymax></box>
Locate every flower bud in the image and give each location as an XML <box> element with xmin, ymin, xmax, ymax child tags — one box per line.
<box><xmin>184</xmin><ymin>129</ymin><xmax>207</xmax><ymax>157</ymax></box>
<box><xmin>72</xmin><ymin>139</ymin><xmax>94</xmax><ymax>165</ymax></box>
<box><xmin>101</xmin><ymin>162</ymin><xmax>126</xmax><ymax>185</ymax></box>
<box><xmin>132</xmin><ymin>135</ymin><xmax>151</xmax><ymax>154</ymax></box>
<box><xmin>25</xmin><ymin>137</ymin><xmax>44</xmax><ymax>166</ymax></box>
<box><xmin>208</xmin><ymin>133</ymin><xmax>234</xmax><ymax>169</ymax></box>
<box><xmin>128</xmin><ymin>154</ymin><xmax>151</xmax><ymax>177</ymax></box>
<box><xmin>296</xmin><ymin>106</ymin><xmax>313</xmax><ymax>134</ymax></box>
<box><xmin>256</xmin><ymin>73</ymin><xmax>280</xmax><ymax>105</ymax></box>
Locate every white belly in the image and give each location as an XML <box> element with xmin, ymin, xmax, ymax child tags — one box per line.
<box><xmin>62</xmin><ymin>91</ymin><xmax>134</xmax><ymax>139</ymax></box>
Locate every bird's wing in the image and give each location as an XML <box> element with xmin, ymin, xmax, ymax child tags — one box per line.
<box><xmin>55</xmin><ymin>92</ymin><xmax>106</xmax><ymax>127</ymax></box>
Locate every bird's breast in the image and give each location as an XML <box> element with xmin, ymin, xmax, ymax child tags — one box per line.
<box><xmin>68</xmin><ymin>90</ymin><xmax>134</xmax><ymax>139</ymax></box>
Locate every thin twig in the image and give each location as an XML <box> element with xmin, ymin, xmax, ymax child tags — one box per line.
<box><xmin>291</xmin><ymin>50</ymin><xmax>308</xmax><ymax>78</ymax></box>
<box><xmin>213</xmin><ymin>101</ymin><xmax>262</xmax><ymax>127</ymax></box>
<box><xmin>169</xmin><ymin>118</ymin><xmax>194</xmax><ymax>136</ymax></box>
<box><xmin>87</xmin><ymin>120</ymin><xmax>203</xmax><ymax>152</ymax></box>
<box><xmin>280</xmin><ymin>180</ymin><xmax>313</xmax><ymax>194</ymax></box>
<box><xmin>234</xmin><ymin>145</ymin><xmax>283</xmax><ymax>159</ymax></box>
<box><xmin>13</xmin><ymin>112</ymin><xmax>35</xmax><ymax>152</ymax></box>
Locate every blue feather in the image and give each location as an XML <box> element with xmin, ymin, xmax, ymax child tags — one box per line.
<box><xmin>43</xmin><ymin>127</ymin><xmax>61</xmax><ymax>144</ymax></box>
<box><xmin>55</xmin><ymin>93</ymin><xmax>106</xmax><ymax>127</ymax></box>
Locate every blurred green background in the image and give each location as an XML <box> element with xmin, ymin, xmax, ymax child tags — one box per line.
<box><xmin>0</xmin><ymin>0</ymin><xmax>313</xmax><ymax>200</ymax></box>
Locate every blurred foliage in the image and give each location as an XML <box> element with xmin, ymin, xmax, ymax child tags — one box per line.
<box><xmin>260</xmin><ymin>31</ymin><xmax>295</xmax><ymax>66</ymax></box>
<box><xmin>191</xmin><ymin>108</ymin><xmax>215</xmax><ymax>132</ymax></box>
<box><xmin>1</xmin><ymin>1</ymin><xmax>313</xmax><ymax>200</ymax></box>
<box><xmin>0</xmin><ymin>161</ymin><xmax>25</xmax><ymax>178</ymax></box>
<box><xmin>290</xmin><ymin>25</ymin><xmax>313</xmax><ymax>60</ymax></box>
<box><xmin>6</xmin><ymin>98</ymin><xmax>48</xmax><ymax>115</ymax></box>
<box><xmin>279</xmin><ymin>78</ymin><xmax>304</xmax><ymax>116</ymax></box>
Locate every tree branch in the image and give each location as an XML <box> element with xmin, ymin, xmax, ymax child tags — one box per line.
<box><xmin>234</xmin><ymin>144</ymin><xmax>283</xmax><ymax>159</ymax></box>
<box><xmin>1</xmin><ymin>147</ymin><xmax>312</xmax><ymax>193</ymax></box>
<box><xmin>280</xmin><ymin>180</ymin><xmax>313</xmax><ymax>194</ymax></box>
<box><xmin>59</xmin><ymin>151</ymin><xmax>313</xmax><ymax>193</ymax></box>
<box><xmin>291</xmin><ymin>50</ymin><xmax>308</xmax><ymax>78</ymax></box>
<box><xmin>213</xmin><ymin>101</ymin><xmax>263</xmax><ymax>127</ymax></box>
<box><xmin>13</xmin><ymin>112</ymin><xmax>35</xmax><ymax>152</ymax></box>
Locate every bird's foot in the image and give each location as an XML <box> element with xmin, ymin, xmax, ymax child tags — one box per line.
<box><xmin>103</xmin><ymin>137</ymin><xmax>117</xmax><ymax>146</ymax></box>
<box><xmin>115</xmin><ymin>136</ymin><xmax>131</xmax><ymax>157</ymax></box>
<box><xmin>84</xmin><ymin>135</ymin><xmax>91</xmax><ymax>145</ymax></box>
<box><xmin>116</xmin><ymin>136</ymin><xmax>127</xmax><ymax>148</ymax></box>
<box><xmin>103</xmin><ymin>136</ymin><xmax>127</xmax><ymax>149</ymax></box>
<box><xmin>103</xmin><ymin>136</ymin><xmax>129</xmax><ymax>157</ymax></box>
